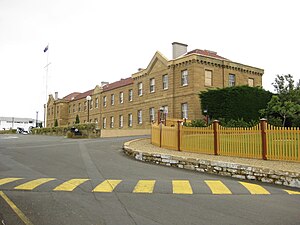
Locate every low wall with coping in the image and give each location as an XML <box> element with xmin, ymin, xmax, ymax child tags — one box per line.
<box><xmin>123</xmin><ymin>141</ymin><xmax>300</xmax><ymax>189</ymax></box>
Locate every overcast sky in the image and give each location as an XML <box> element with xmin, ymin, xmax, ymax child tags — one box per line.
<box><xmin>1</xmin><ymin>0</ymin><xmax>299</xmax><ymax>119</ymax></box>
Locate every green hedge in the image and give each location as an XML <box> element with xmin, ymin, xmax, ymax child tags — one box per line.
<box><xmin>0</xmin><ymin>129</ymin><xmax>17</xmax><ymax>134</ymax></box>
<box><xmin>200</xmin><ymin>86</ymin><xmax>273</xmax><ymax>122</ymax></box>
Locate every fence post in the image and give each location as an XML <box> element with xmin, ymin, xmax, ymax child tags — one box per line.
<box><xmin>260</xmin><ymin>118</ymin><xmax>268</xmax><ymax>160</ymax></box>
<box><xmin>213</xmin><ymin>120</ymin><xmax>219</xmax><ymax>155</ymax></box>
<box><xmin>159</xmin><ymin>122</ymin><xmax>162</xmax><ymax>148</ymax></box>
<box><xmin>177</xmin><ymin>120</ymin><xmax>182</xmax><ymax>151</ymax></box>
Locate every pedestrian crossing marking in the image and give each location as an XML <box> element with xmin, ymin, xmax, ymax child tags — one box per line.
<box><xmin>205</xmin><ymin>180</ymin><xmax>232</xmax><ymax>194</ymax></box>
<box><xmin>53</xmin><ymin>179</ymin><xmax>89</xmax><ymax>192</ymax></box>
<box><xmin>239</xmin><ymin>182</ymin><xmax>270</xmax><ymax>194</ymax></box>
<box><xmin>284</xmin><ymin>190</ymin><xmax>300</xmax><ymax>195</ymax></box>
<box><xmin>14</xmin><ymin>178</ymin><xmax>56</xmax><ymax>190</ymax></box>
<box><xmin>133</xmin><ymin>180</ymin><xmax>156</xmax><ymax>193</ymax></box>
<box><xmin>0</xmin><ymin>178</ymin><xmax>23</xmax><ymax>186</ymax></box>
<box><xmin>172</xmin><ymin>180</ymin><xmax>193</xmax><ymax>194</ymax></box>
<box><xmin>92</xmin><ymin>180</ymin><xmax>122</xmax><ymax>192</ymax></box>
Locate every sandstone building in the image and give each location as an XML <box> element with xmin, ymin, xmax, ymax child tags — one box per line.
<box><xmin>47</xmin><ymin>42</ymin><xmax>263</xmax><ymax>135</ymax></box>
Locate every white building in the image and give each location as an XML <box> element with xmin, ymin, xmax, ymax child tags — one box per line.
<box><xmin>0</xmin><ymin>117</ymin><xmax>35</xmax><ymax>131</ymax></box>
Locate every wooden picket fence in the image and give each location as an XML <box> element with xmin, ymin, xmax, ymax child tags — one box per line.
<box><xmin>151</xmin><ymin>119</ymin><xmax>300</xmax><ymax>162</ymax></box>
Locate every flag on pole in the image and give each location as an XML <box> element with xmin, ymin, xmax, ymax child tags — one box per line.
<box><xmin>43</xmin><ymin>45</ymin><xmax>49</xmax><ymax>53</ymax></box>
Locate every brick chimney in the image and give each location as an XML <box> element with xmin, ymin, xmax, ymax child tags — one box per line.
<box><xmin>172</xmin><ymin>42</ymin><xmax>188</xmax><ymax>59</ymax></box>
<box><xmin>55</xmin><ymin>92</ymin><xmax>58</xmax><ymax>100</ymax></box>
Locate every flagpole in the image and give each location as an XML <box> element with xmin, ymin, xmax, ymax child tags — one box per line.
<box><xmin>44</xmin><ymin>43</ymin><xmax>50</xmax><ymax>128</ymax></box>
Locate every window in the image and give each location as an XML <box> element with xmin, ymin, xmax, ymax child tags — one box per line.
<box><xmin>229</xmin><ymin>74</ymin><xmax>236</xmax><ymax>87</ymax></box>
<box><xmin>103</xmin><ymin>96</ymin><xmax>107</xmax><ymax>107</ymax></box>
<box><xmin>94</xmin><ymin>118</ymin><xmax>98</xmax><ymax>123</ymax></box>
<box><xmin>110</xmin><ymin>116</ymin><xmax>114</xmax><ymax>128</ymax></box>
<box><xmin>248</xmin><ymin>78</ymin><xmax>254</xmax><ymax>87</ymax></box>
<box><xmin>149</xmin><ymin>107</ymin><xmax>155</xmax><ymax>123</ymax></box>
<box><xmin>181</xmin><ymin>70</ymin><xmax>188</xmax><ymax>86</ymax></box>
<box><xmin>51</xmin><ymin>107</ymin><xmax>54</xmax><ymax>115</ymax></box>
<box><xmin>73</xmin><ymin>104</ymin><xmax>75</xmax><ymax>113</ymax></box>
<box><xmin>128</xmin><ymin>113</ymin><xmax>133</xmax><ymax>127</ymax></box>
<box><xmin>128</xmin><ymin>89</ymin><xmax>133</xmax><ymax>101</ymax></box>
<box><xmin>138</xmin><ymin>82</ymin><xmax>143</xmax><ymax>96</ymax></box>
<box><xmin>57</xmin><ymin>106</ymin><xmax>59</xmax><ymax>114</ymax></box>
<box><xmin>205</xmin><ymin>70</ymin><xmax>212</xmax><ymax>86</ymax></box>
<box><xmin>162</xmin><ymin>74</ymin><xmax>168</xmax><ymax>90</ymax></box>
<box><xmin>181</xmin><ymin>103</ymin><xmax>188</xmax><ymax>119</ymax></box>
<box><xmin>95</xmin><ymin>98</ymin><xmax>99</xmax><ymax>108</ymax></box>
<box><xmin>78</xmin><ymin>103</ymin><xmax>81</xmax><ymax>112</ymax></box>
<box><xmin>84</xmin><ymin>101</ymin><xmax>87</xmax><ymax>111</ymax></box>
<box><xmin>102</xmin><ymin>117</ymin><xmax>106</xmax><ymax>129</ymax></box>
<box><xmin>137</xmin><ymin>110</ymin><xmax>142</xmax><ymax>124</ymax></box>
<box><xmin>119</xmin><ymin>115</ymin><xmax>123</xmax><ymax>128</ymax></box>
<box><xmin>162</xmin><ymin>105</ymin><xmax>168</xmax><ymax>115</ymax></box>
<box><xmin>119</xmin><ymin>92</ymin><xmax>124</xmax><ymax>104</ymax></box>
<box><xmin>150</xmin><ymin>78</ymin><xmax>155</xmax><ymax>93</ymax></box>
<box><xmin>111</xmin><ymin>94</ymin><xmax>115</xmax><ymax>105</ymax></box>
<box><xmin>68</xmin><ymin>106</ymin><xmax>71</xmax><ymax>114</ymax></box>
<box><xmin>90</xmin><ymin>99</ymin><xmax>93</xmax><ymax>109</ymax></box>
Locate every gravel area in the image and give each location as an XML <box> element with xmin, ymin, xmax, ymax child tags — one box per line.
<box><xmin>128</xmin><ymin>138</ymin><xmax>300</xmax><ymax>173</ymax></box>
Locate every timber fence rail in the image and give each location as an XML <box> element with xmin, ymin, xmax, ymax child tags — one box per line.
<box><xmin>151</xmin><ymin>119</ymin><xmax>300</xmax><ymax>162</ymax></box>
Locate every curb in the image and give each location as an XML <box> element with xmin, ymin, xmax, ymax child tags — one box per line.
<box><xmin>123</xmin><ymin>140</ymin><xmax>300</xmax><ymax>189</ymax></box>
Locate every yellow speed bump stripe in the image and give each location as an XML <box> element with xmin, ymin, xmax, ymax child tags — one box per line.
<box><xmin>239</xmin><ymin>182</ymin><xmax>270</xmax><ymax>194</ymax></box>
<box><xmin>0</xmin><ymin>191</ymin><xmax>33</xmax><ymax>225</ymax></box>
<box><xmin>14</xmin><ymin>178</ymin><xmax>56</xmax><ymax>190</ymax></box>
<box><xmin>284</xmin><ymin>190</ymin><xmax>300</xmax><ymax>195</ymax></box>
<box><xmin>133</xmin><ymin>180</ymin><xmax>156</xmax><ymax>193</ymax></box>
<box><xmin>172</xmin><ymin>180</ymin><xmax>193</xmax><ymax>194</ymax></box>
<box><xmin>53</xmin><ymin>179</ymin><xmax>89</xmax><ymax>191</ymax></box>
<box><xmin>92</xmin><ymin>180</ymin><xmax>122</xmax><ymax>192</ymax></box>
<box><xmin>205</xmin><ymin>180</ymin><xmax>232</xmax><ymax>194</ymax></box>
<box><xmin>0</xmin><ymin>178</ymin><xmax>23</xmax><ymax>186</ymax></box>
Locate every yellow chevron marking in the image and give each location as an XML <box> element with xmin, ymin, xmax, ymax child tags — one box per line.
<box><xmin>14</xmin><ymin>178</ymin><xmax>56</xmax><ymax>190</ymax></box>
<box><xmin>205</xmin><ymin>180</ymin><xmax>232</xmax><ymax>194</ymax></box>
<box><xmin>133</xmin><ymin>180</ymin><xmax>156</xmax><ymax>193</ymax></box>
<box><xmin>284</xmin><ymin>190</ymin><xmax>300</xmax><ymax>195</ymax></box>
<box><xmin>0</xmin><ymin>178</ymin><xmax>23</xmax><ymax>186</ymax></box>
<box><xmin>92</xmin><ymin>180</ymin><xmax>122</xmax><ymax>192</ymax></box>
<box><xmin>53</xmin><ymin>179</ymin><xmax>89</xmax><ymax>191</ymax></box>
<box><xmin>172</xmin><ymin>180</ymin><xmax>193</xmax><ymax>194</ymax></box>
<box><xmin>239</xmin><ymin>182</ymin><xmax>270</xmax><ymax>194</ymax></box>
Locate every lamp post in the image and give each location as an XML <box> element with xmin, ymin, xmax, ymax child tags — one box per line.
<box><xmin>203</xmin><ymin>109</ymin><xmax>208</xmax><ymax>126</ymax></box>
<box><xmin>86</xmin><ymin>95</ymin><xmax>91</xmax><ymax>123</ymax></box>
<box><xmin>36</xmin><ymin>111</ymin><xmax>39</xmax><ymax>127</ymax></box>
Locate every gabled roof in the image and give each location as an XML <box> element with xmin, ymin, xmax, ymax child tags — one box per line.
<box><xmin>63</xmin><ymin>92</ymin><xmax>80</xmax><ymax>101</ymax></box>
<box><xmin>73</xmin><ymin>89</ymin><xmax>94</xmax><ymax>101</ymax></box>
<box><xmin>102</xmin><ymin>77</ymin><xmax>133</xmax><ymax>92</ymax></box>
<box><xmin>186</xmin><ymin>49</ymin><xmax>230</xmax><ymax>61</ymax></box>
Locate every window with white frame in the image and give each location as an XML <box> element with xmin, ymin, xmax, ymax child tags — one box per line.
<box><xmin>149</xmin><ymin>107</ymin><xmax>155</xmax><ymax>123</ymax></box>
<box><xmin>73</xmin><ymin>104</ymin><xmax>75</xmax><ymax>113</ymax></box>
<box><xmin>111</xmin><ymin>94</ymin><xmax>115</xmax><ymax>105</ymax></box>
<box><xmin>162</xmin><ymin>74</ymin><xmax>168</xmax><ymax>90</ymax></box>
<box><xmin>90</xmin><ymin>99</ymin><xmax>93</xmax><ymax>109</ymax></box>
<box><xmin>102</xmin><ymin>117</ymin><xmax>106</xmax><ymax>129</ymax></box>
<box><xmin>181</xmin><ymin>103</ymin><xmax>188</xmax><ymax>119</ymax></box>
<box><xmin>181</xmin><ymin>70</ymin><xmax>188</xmax><ymax>86</ymax></box>
<box><xmin>137</xmin><ymin>110</ymin><xmax>142</xmax><ymax>124</ymax></box>
<box><xmin>95</xmin><ymin>98</ymin><xmax>99</xmax><ymax>108</ymax></box>
<box><xmin>103</xmin><ymin>96</ymin><xmax>107</xmax><ymax>107</ymax></box>
<box><xmin>119</xmin><ymin>115</ymin><xmax>123</xmax><ymax>128</ymax></box>
<box><xmin>229</xmin><ymin>74</ymin><xmax>236</xmax><ymax>87</ymax></box>
<box><xmin>84</xmin><ymin>101</ymin><xmax>87</xmax><ymax>111</ymax></box>
<box><xmin>68</xmin><ymin>106</ymin><xmax>71</xmax><ymax>114</ymax></box>
<box><xmin>150</xmin><ymin>78</ymin><xmax>155</xmax><ymax>93</ymax></box>
<box><xmin>248</xmin><ymin>78</ymin><xmax>254</xmax><ymax>87</ymax></box>
<box><xmin>162</xmin><ymin>105</ymin><xmax>168</xmax><ymax>115</ymax></box>
<box><xmin>78</xmin><ymin>103</ymin><xmax>81</xmax><ymax>112</ymax></box>
<box><xmin>128</xmin><ymin>89</ymin><xmax>133</xmax><ymax>101</ymax></box>
<box><xmin>205</xmin><ymin>70</ymin><xmax>212</xmax><ymax>86</ymax></box>
<box><xmin>138</xmin><ymin>82</ymin><xmax>143</xmax><ymax>96</ymax></box>
<box><xmin>119</xmin><ymin>92</ymin><xmax>124</xmax><ymax>104</ymax></box>
<box><xmin>128</xmin><ymin>113</ymin><xmax>133</xmax><ymax>127</ymax></box>
<box><xmin>110</xmin><ymin>116</ymin><xmax>114</xmax><ymax>128</ymax></box>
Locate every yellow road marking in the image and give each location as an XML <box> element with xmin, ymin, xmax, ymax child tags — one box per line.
<box><xmin>53</xmin><ymin>179</ymin><xmax>89</xmax><ymax>191</ymax></box>
<box><xmin>284</xmin><ymin>190</ymin><xmax>300</xmax><ymax>195</ymax></box>
<box><xmin>92</xmin><ymin>180</ymin><xmax>122</xmax><ymax>192</ymax></box>
<box><xmin>133</xmin><ymin>180</ymin><xmax>156</xmax><ymax>193</ymax></box>
<box><xmin>172</xmin><ymin>180</ymin><xmax>193</xmax><ymax>194</ymax></box>
<box><xmin>205</xmin><ymin>180</ymin><xmax>232</xmax><ymax>194</ymax></box>
<box><xmin>0</xmin><ymin>178</ymin><xmax>23</xmax><ymax>186</ymax></box>
<box><xmin>239</xmin><ymin>182</ymin><xmax>270</xmax><ymax>194</ymax></box>
<box><xmin>14</xmin><ymin>178</ymin><xmax>56</xmax><ymax>190</ymax></box>
<box><xmin>0</xmin><ymin>191</ymin><xmax>33</xmax><ymax>225</ymax></box>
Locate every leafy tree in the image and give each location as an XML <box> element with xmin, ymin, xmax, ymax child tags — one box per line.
<box><xmin>75</xmin><ymin>115</ymin><xmax>80</xmax><ymax>124</ymax></box>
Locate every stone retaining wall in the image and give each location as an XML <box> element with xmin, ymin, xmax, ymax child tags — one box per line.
<box><xmin>123</xmin><ymin>143</ymin><xmax>300</xmax><ymax>188</ymax></box>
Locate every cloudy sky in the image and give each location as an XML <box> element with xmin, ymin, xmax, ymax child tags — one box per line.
<box><xmin>0</xmin><ymin>0</ymin><xmax>299</xmax><ymax>120</ymax></box>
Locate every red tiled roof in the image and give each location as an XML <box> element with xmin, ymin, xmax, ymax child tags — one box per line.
<box><xmin>63</xmin><ymin>92</ymin><xmax>80</xmax><ymax>101</ymax></box>
<box><xmin>186</xmin><ymin>49</ymin><xmax>229</xmax><ymax>61</ymax></box>
<box><xmin>73</xmin><ymin>89</ymin><xmax>94</xmax><ymax>101</ymax></box>
<box><xmin>102</xmin><ymin>77</ymin><xmax>133</xmax><ymax>92</ymax></box>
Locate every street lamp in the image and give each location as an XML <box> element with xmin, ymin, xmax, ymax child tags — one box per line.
<box><xmin>86</xmin><ymin>95</ymin><xmax>91</xmax><ymax>123</ymax></box>
<box><xmin>36</xmin><ymin>111</ymin><xmax>39</xmax><ymax>127</ymax></box>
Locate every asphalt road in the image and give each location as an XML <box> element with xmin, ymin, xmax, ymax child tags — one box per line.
<box><xmin>0</xmin><ymin>135</ymin><xmax>300</xmax><ymax>225</ymax></box>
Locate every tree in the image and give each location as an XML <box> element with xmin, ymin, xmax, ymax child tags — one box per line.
<box><xmin>75</xmin><ymin>115</ymin><xmax>80</xmax><ymax>124</ymax></box>
<box><xmin>54</xmin><ymin>119</ymin><xmax>58</xmax><ymax>127</ymax></box>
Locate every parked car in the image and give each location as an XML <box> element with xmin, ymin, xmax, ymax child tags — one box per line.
<box><xmin>16</xmin><ymin>127</ymin><xmax>28</xmax><ymax>135</ymax></box>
